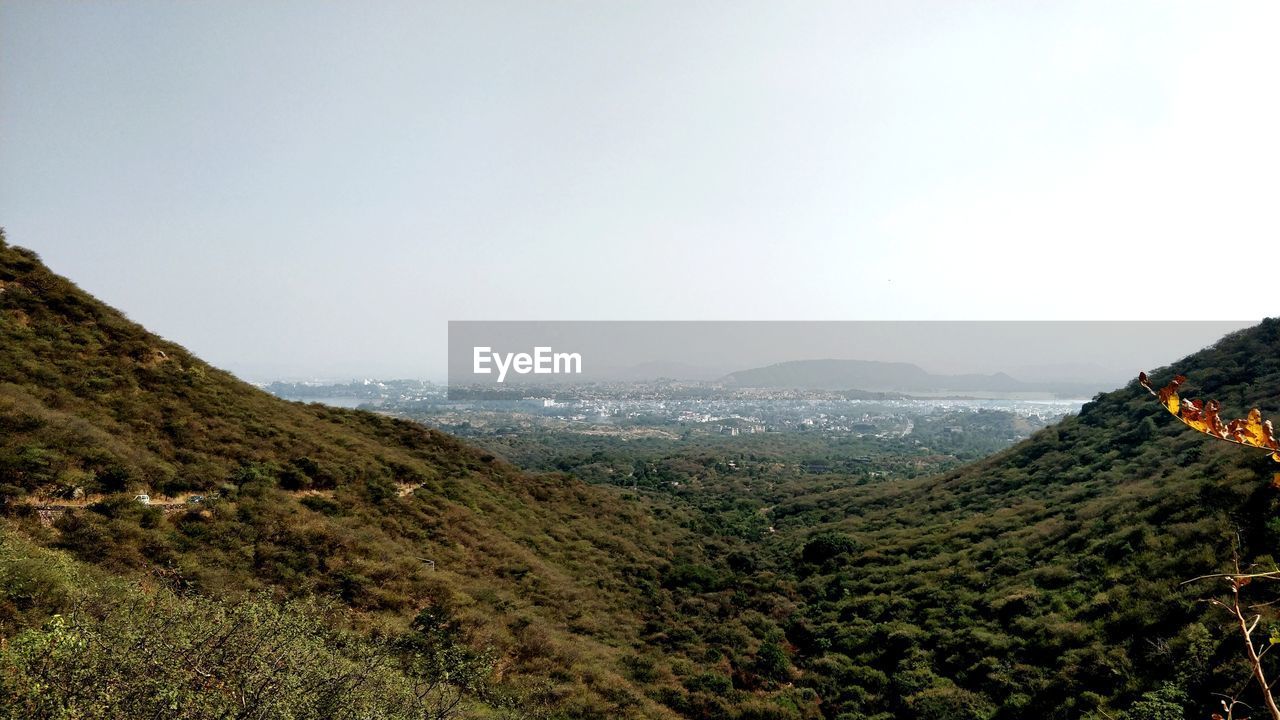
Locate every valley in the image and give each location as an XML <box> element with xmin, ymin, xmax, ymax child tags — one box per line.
<box><xmin>3</xmin><ymin>237</ymin><xmax>1280</xmax><ymax>719</ymax></box>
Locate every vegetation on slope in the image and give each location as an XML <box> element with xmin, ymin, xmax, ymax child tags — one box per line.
<box><xmin>735</xmin><ymin>321</ymin><xmax>1280</xmax><ymax>718</ymax></box>
<box><xmin>0</xmin><ymin>234</ymin><xmax>812</xmax><ymax>719</ymax></box>
<box><xmin>456</xmin><ymin>322</ymin><xmax>1280</xmax><ymax>719</ymax></box>
<box><xmin>7</xmin><ymin>227</ymin><xmax>1280</xmax><ymax>719</ymax></box>
<box><xmin>0</xmin><ymin>531</ymin><xmax>497</xmax><ymax>720</ymax></box>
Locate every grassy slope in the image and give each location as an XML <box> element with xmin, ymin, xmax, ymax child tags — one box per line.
<box><xmin>9</xmin><ymin>229</ymin><xmax>1280</xmax><ymax>718</ymax></box>
<box><xmin>0</xmin><ymin>237</ymin><xmax>756</xmax><ymax>718</ymax></box>
<box><xmin>766</xmin><ymin>320</ymin><xmax>1280</xmax><ymax>718</ymax></box>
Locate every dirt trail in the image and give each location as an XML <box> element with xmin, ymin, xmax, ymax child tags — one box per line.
<box><xmin>21</xmin><ymin>487</ymin><xmax>344</xmax><ymax>527</ymax></box>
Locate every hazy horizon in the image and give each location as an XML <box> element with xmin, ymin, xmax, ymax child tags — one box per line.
<box><xmin>3</xmin><ymin>2</ymin><xmax>1276</xmax><ymax>379</ymax></box>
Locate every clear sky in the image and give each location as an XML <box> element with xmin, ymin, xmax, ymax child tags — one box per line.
<box><xmin>1</xmin><ymin>2</ymin><xmax>1275</xmax><ymax>380</ymax></box>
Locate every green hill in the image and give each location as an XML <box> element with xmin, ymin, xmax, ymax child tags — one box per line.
<box><xmin>754</xmin><ymin>320</ymin><xmax>1280</xmax><ymax>718</ymax></box>
<box><xmin>447</xmin><ymin>321</ymin><xmax>1280</xmax><ymax>720</ymax></box>
<box><xmin>5</xmin><ymin>228</ymin><xmax>1280</xmax><ymax>720</ymax></box>
<box><xmin>0</xmin><ymin>234</ymin><xmax>807</xmax><ymax>719</ymax></box>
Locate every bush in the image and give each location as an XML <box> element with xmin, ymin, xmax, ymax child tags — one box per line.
<box><xmin>801</xmin><ymin>532</ymin><xmax>860</xmax><ymax>565</ymax></box>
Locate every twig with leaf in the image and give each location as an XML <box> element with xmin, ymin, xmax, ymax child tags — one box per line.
<box><xmin>1141</xmin><ymin>372</ymin><xmax>1280</xmax><ymax>719</ymax></box>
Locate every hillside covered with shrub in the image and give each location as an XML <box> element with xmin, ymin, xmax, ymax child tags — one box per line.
<box><xmin>0</xmin><ymin>234</ymin><xmax>816</xmax><ymax>718</ymax></box>
<box><xmin>5</xmin><ymin>229</ymin><xmax>1280</xmax><ymax>719</ymax></box>
<box><xmin>445</xmin><ymin>322</ymin><xmax>1280</xmax><ymax>719</ymax></box>
<box><xmin>755</xmin><ymin>319</ymin><xmax>1280</xmax><ymax>718</ymax></box>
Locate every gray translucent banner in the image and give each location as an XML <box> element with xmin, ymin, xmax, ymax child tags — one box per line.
<box><xmin>447</xmin><ymin>320</ymin><xmax>1253</xmax><ymax>398</ymax></box>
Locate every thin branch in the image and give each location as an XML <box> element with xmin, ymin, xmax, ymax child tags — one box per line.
<box><xmin>1182</xmin><ymin>570</ymin><xmax>1280</xmax><ymax>586</ymax></box>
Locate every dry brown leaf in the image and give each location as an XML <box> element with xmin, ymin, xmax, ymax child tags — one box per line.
<box><xmin>1139</xmin><ymin>371</ymin><xmax>1280</xmax><ymax>463</ymax></box>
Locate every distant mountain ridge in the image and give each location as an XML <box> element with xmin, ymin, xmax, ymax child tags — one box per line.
<box><xmin>720</xmin><ymin>358</ymin><xmax>1100</xmax><ymax>396</ymax></box>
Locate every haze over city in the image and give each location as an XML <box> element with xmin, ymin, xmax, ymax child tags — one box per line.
<box><xmin>2</xmin><ymin>2</ymin><xmax>1275</xmax><ymax>380</ymax></box>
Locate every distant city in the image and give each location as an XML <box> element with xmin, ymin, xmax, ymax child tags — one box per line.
<box><xmin>261</xmin><ymin>378</ymin><xmax>1085</xmax><ymax>448</ymax></box>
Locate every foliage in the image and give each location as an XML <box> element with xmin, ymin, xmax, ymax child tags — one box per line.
<box><xmin>0</xmin><ymin>240</ymin><xmax>811</xmax><ymax>716</ymax></box>
<box><xmin>1139</xmin><ymin>372</ymin><xmax>1280</xmax><ymax>462</ymax></box>
<box><xmin>8</xmin><ymin>238</ymin><xmax>1280</xmax><ymax>718</ymax></box>
<box><xmin>443</xmin><ymin>320</ymin><xmax>1280</xmax><ymax>719</ymax></box>
<box><xmin>0</xmin><ymin>532</ymin><xmax>496</xmax><ymax>720</ymax></box>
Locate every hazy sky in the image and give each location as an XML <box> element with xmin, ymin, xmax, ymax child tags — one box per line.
<box><xmin>2</xmin><ymin>2</ymin><xmax>1275</xmax><ymax>380</ymax></box>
